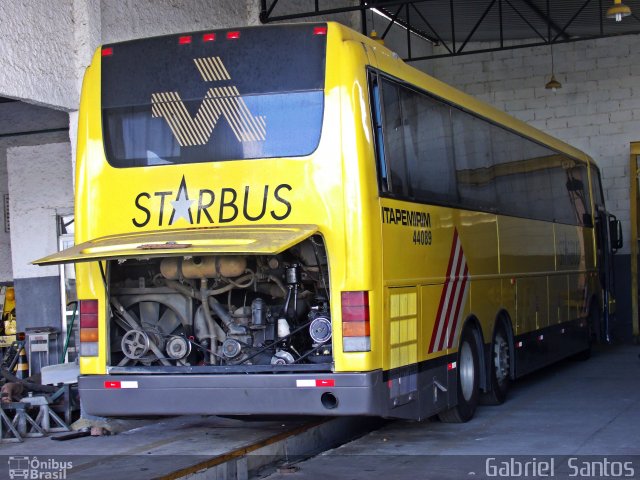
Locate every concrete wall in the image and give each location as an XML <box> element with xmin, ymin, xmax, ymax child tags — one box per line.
<box><xmin>7</xmin><ymin>142</ymin><xmax>73</xmax><ymax>333</ymax></box>
<box><xmin>101</xmin><ymin>0</ymin><xmax>251</xmax><ymax>44</ymax></box>
<box><xmin>0</xmin><ymin>1</ymin><xmax>76</xmax><ymax>110</ymax></box>
<box><xmin>0</xmin><ymin>131</ymin><xmax>69</xmax><ymax>283</ymax></box>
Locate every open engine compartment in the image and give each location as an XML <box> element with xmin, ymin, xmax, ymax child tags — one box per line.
<box><xmin>106</xmin><ymin>235</ymin><xmax>333</xmax><ymax>371</ymax></box>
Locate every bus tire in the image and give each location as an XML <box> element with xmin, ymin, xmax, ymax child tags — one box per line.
<box><xmin>481</xmin><ymin>323</ymin><xmax>511</xmax><ymax>405</ymax></box>
<box><xmin>438</xmin><ymin>327</ymin><xmax>480</xmax><ymax>423</ymax></box>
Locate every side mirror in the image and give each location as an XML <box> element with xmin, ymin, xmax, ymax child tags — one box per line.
<box><xmin>609</xmin><ymin>215</ymin><xmax>623</xmax><ymax>252</ymax></box>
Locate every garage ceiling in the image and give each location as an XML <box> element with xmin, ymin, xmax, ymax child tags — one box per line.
<box><xmin>0</xmin><ymin>97</ymin><xmax>68</xmax><ymax>138</ymax></box>
<box><xmin>260</xmin><ymin>0</ymin><xmax>640</xmax><ymax>60</ymax></box>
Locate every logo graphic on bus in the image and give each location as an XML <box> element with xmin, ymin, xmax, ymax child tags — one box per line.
<box><xmin>151</xmin><ymin>56</ymin><xmax>266</xmax><ymax>146</ymax></box>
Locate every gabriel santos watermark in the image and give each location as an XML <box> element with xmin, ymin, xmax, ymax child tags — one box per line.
<box><xmin>485</xmin><ymin>457</ymin><xmax>636</xmax><ymax>478</ymax></box>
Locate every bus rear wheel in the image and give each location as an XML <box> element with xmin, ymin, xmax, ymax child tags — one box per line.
<box><xmin>481</xmin><ymin>323</ymin><xmax>511</xmax><ymax>405</ymax></box>
<box><xmin>438</xmin><ymin>327</ymin><xmax>480</xmax><ymax>423</ymax></box>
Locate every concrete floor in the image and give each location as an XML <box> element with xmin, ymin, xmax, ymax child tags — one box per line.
<box><xmin>263</xmin><ymin>344</ymin><xmax>640</xmax><ymax>479</ymax></box>
<box><xmin>1</xmin><ymin>345</ymin><xmax>638</xmax><ymax>479</ymax></box>
<box><xmin>1</xmin><ymin>415</ymin><xmax>314</xmax><ymax>478</ymax></box>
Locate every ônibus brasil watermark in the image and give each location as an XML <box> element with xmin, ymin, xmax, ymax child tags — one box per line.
<box><xmin>7</xmin><ymin>456</ymin><xmax>72</xmax><ymax>480</ymax></box>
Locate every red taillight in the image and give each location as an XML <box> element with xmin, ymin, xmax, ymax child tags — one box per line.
<box><xmin>313</xmin><ymin>26</ymin><xmax>328</xmax><ymax>36</ymax></box>
<box><xmin>80</xmin><ymin>299</ymin><xmax>98</xmax><ymax>326</ymax></box>
<box><xmin>202</xmin><ymin>33</ymin><xmax>216</xmax><ymax>42</ymax></box>
<box><xmin>341</xmin><ymin>291</ymin><xmax>370</xmax><ymax>322</ymax></box>
<box><xmin>341</xmin><ymin>292</ymin><xmax>371</xmax><ymax>352</ymax></box>
<box><xmin>101</xmin><ymin>47</ymin><xmax>113</xmax><ymax>57</ymax></box>
<box><xmin>79</xmin><ymin>300</ymin><xmax>99</xmax><ymax>357</ymax></box>
<box><xmin>226</xmin><ymin>31</ymin><xmax>240</xmax><ymax>39</ymax></box>
<box><xmin>178</xmin><ymin>35</ymin><xmax>192</xmax><ymax>45</ymax></box>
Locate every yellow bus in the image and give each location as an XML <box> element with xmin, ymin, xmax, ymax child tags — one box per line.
<box><xmin>36</xmin><ymin>22</ymin><xmax>621</xmax><ymax>421</ymax></box>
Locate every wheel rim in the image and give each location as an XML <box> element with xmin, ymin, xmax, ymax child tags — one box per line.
<box><xmin>460</xmin><ymin>341</ymin><xmax>475</xmax><ymax>401</ymax></box>
<box><xmin>493</xmin><ymin>331</ymin><xmax>510</xmax><ymax>385</ymax></box>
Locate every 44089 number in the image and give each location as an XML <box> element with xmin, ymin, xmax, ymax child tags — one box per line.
<box><xmin>413</xmin><ymin>229</ymin><xmax>432</xmax><ymax>246</ymax></box>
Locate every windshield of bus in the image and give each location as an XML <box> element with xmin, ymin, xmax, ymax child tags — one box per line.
<box><xmin>101</xmin><ymin>24</ymin><xmax>327</xmax><ymax>168</ymax></box>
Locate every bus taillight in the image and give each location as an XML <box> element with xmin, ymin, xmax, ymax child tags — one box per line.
<box><xmin>79</xmin><ymin>300</ymin><xmax>99</xmax><ymax>357</ymax></box>
<box><xmin>178</xmin><ymin>35</ymin><xmax>192</xmax><ymax>45</ymax></box>
<box><xmin>226</xmin><ymin>31</ymin><xmax>240</xmax><ymax>40</ymax></box>
<box><xmin>313</xmin><ymin>26</ymin><xmax>328</xmax><ymax>35</ymax></box>
<box><xmin>202</xmin><ymin>33</ymin><xmax>216</xmax><ymax>42</ymax></box>
<box><xmin>341</xmin><ymin>291</ymin><xmax>371</xmax><ymax>352</ymax></box>
<box><xmin>101</xmin><ymin>47</ymin><xmax>113</xmax><ymax>57</ymax></box>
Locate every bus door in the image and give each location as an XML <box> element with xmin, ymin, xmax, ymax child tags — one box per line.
<box><xmin>595</xmin><ymin>206</ymin><xmax>622</xmax><ymax>342</ymax></box>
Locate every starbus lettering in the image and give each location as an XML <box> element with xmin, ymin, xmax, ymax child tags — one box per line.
<box><xmin>381</xmin><ymin>206</ymin><xmax>431</xmax><ymax>227</ymax></box>
<box><xmin>132</xmin><ymin>176</ymin><xmax>292</xmax><ymax>227</ymax></box>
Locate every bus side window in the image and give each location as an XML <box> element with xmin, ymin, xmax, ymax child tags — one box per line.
<box><xmin>399</xmin><ymin>86</ymin><xmax>456</xmax><ymax>204</ymax></box>
<box><xmin>380</xmin><ymin>79</ymin><xmax>409</xmax><ymax>196</ymax></box>
<box><xmin>370</xmin><ymin>74</ymin><xmax>389</xmax><ymax>193</ymax></box>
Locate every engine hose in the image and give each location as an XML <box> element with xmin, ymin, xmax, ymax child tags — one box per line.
<box><xmin>227</xmin><ymin>269</ymin><xmax>255</xmax><ymax>288</ymax></box>
<box><xmin>208</xmin><ymin>296</ymin><xmax>246</xmax><ymax>335</ymax></box>
<box><xmin>165</xmin><ymin>278</ymin><xmax>250</xmax><ymax>336</ymax></box>
<box><xmin>164</xmin><ymin>279</ymin><xmax>198</xmax><ymax>299</ymax></box>
<box><xmin>268</xmin><ymin>275</ymin><xmax>287</xmax><ymax>296</ymax></box>
<box><xmin>282</xmin><ymin>286</ymin><xmax>293</xmax><ymax>318</ymax></box>
<box><xmin>208</xmin><ymin>273</ymin><xmax>254</xmax><ymax>295</ymax></box>
<box><xmin>200</xmin><ymin>279</ymin><xmax>219</xmax><ymax>364</ymax></box>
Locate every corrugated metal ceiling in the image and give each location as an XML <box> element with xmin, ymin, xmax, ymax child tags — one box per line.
<box><xmin>260</xmin><ymin>1</ymin><xmax>640</xmax><ymax>60</ymax></box>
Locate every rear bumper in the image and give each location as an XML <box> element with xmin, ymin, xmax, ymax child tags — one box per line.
<box><xmin>79</xmin><ymin>371</ymin><xmax>386</xmax><ymax>417</ymax></box>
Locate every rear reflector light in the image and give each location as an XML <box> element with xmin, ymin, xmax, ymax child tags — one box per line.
<box><xmin>343</xmin><ymin>337</ymin><xmax>371</xmax><ymax>352</ymax></box>
<box><xmin>80</xmin><ymin>342</ymin><xmax>99</xmax><ymax>356</ymax></box>
<box><xmin>313</xmin><ymin>26</ymin><xmax>328</xmax><ymax>36</ymax></box>
<box><xmin>101</xmin><ymin>47</ymin><xmax>113</xmax><ymax>57</ymax></box>
<box><xmin>178</xmin><ymin>35</ymin><xmax>192</xmax><ymax>45</ymax></box>
<box><xmin>79</xmin><ymin>300</ymin><xmax>99</xmax><ymax>357</ymax></box>
<box><xmin>296</xmin><ymin>379</ymin><xmax>335</xmax><ymax>388</ymax></box>
<box><xmin>202</xmin><ymin>33</ymin><xmax>216</xmax><ymax>42</ymax></box>
<box><xmin>342</xmin><ymin>291</ymin><xmax>370</xmax><ymax>352</ymax></box>
<box><xmin>226</xmin><ymin>31</ymin><xmax>240</xmax><ymax>39</ymax></box>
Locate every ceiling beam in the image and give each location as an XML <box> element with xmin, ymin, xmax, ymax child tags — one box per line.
<box><xmin>520</xmin><ymin>0</ymin><xmax>571</xmax><ymax>40</ymax></box>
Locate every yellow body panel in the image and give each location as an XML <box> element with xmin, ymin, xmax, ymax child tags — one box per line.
<box><xmin>71</xmin><ymin>22</ymin><xmax>601</xmax><ymax>379</ymax></box>
<box><xmin>35</xmin><ymin>225</ymin><xmax>318</xmax><ymax>264</ymax></box>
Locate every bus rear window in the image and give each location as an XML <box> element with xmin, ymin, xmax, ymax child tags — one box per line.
<box><xmin>101</xmin><ymin>25</ymin><xmax>327</xmax><ymax>168</ymax></box>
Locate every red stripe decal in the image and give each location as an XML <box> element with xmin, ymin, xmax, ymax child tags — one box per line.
<box><xmin>316</xmin><ymin>379</ymin><xmax>335</xmax><ymax>387</ymax></box>
<box><xmin>446</xmin><ymin>263</ymin><xmax>469</xmax><ymax>349</ymax></box>
<box><xmin>428</xmin><ymin>230</ymin><xmax>459</xmax><ymax>353</ymax></box>
<box><xmin>438</xmin><ymin>247</ymin><xmax>464</xmax><ymax>350</ymax></box>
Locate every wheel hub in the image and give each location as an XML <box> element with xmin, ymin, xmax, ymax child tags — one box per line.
<box><xmin>459</xmin><ymin>341</ymin><xmax>475</xmax><ymax>401</ymax></box>
<box><xmin>493</xmin><ymin>332</ymin><xmax>510</xmax><ymax>383</ymax></box>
